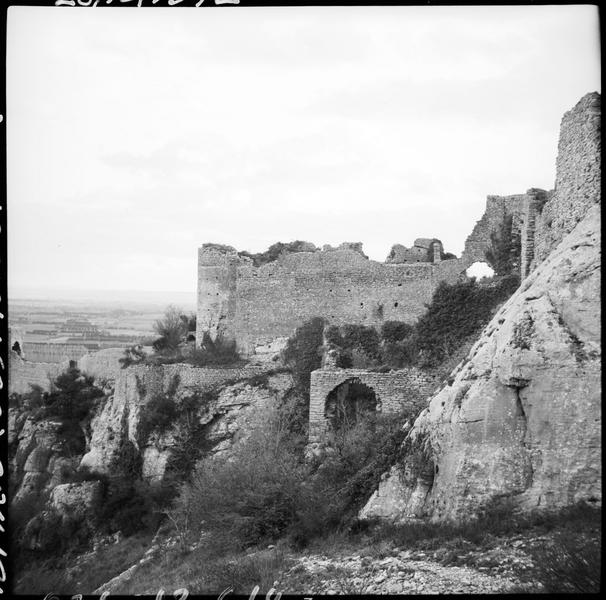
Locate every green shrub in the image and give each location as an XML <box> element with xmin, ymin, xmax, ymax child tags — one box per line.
<box><xmin>169</xmin><ymin>403</ymin><xmax>416</xmax><ymax>551</ymax></box>
<box><xmin>485</xmin><ymin>213</ymin><xmax>521</xmax><ymax>277</ymax></box>
<box><xmin>341</xmin><ymin>324</ymin><xmax>380</xmax><ymax>360</ymax></box>
<box><xmin>43</xmin><ymin>367</ymin><xmax>104</xmax><ymax>422</ymax></box>
<box><xmin>530</xmin><ymin>532</ymin><xmax>600</xmax><ymax>593</ymax></box>
<box><xmin>291</xmin><ymin>412</ymin><xmax>412</xmax><ymax>548</ymax></box>
<box><xmin>381</xmin><ymin>337</ymin><xmax>419</xmax><ymax>368</ymax></box>
<box><xmin>94</xmin><ymin>477</ymin><xmax>159</xmax><ymax>537</ymax></box>
<box><xmin>324</xmin><ymin>323</ymin><xmax>382</xmax><ymax>368</ymax></box>
<box><xmin>282</xmin><ymin>317</ymin><xmax>325</xmax><ymax>398</ymax></box>
<box><xmin>138</xmin><ymin>394</ymin><xmax>178</xmax><ymax>445</ymax></box>
<box><xmin>188</xmin><ymin>332</ymin><xmax>241</xmax><ymax>366</ymax></box>
<box><xmin>414</xmin><ymin>275</ymin><xmax>519</xmax><ymax>366</ymax></box>
<box><xmin>170</xmin><ymin>408</ymin><xmax>306</xmax><ymax>548</ymax></box>
<box><xmin>152</xmin><ymin>305</ymin><xmax>188</xmax><ymax>353</ymax></box>
<box><xmin>119</xmin><ymin>345</ymin><xmax>147</xmax><ymax>369</ymax></box>
<box><xmin>324</xmin><ymin>325</ymin><xmax>344</xmax><ymax>346</ymax></box>
<box><xmin>381</xmin><ymin>320</ymin><xmax>414</xmax><ymax>343</ymax></box>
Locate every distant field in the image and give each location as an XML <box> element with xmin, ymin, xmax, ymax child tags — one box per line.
<box><xmin>9</xmin><ymin>295</ymin><xmax>196</xmax><ymax>347</ymax></box>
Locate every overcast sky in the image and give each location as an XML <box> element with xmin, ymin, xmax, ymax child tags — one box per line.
<box><xmin>6</xmin><ymin>5</ymin><xmax>601</xmax><ymax>298</ymax></box>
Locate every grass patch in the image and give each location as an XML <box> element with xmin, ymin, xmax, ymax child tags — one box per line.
<box><xmin>362</xmin><ymin>500</ymin><xmax>601</xmax><ymax>551</ymax></box>
<box><xmin>13</xmin><ymin>532</ymin><xmax>153</xmax><ymax>595</ymax></box>
<box><xmin>118</xmin><ymin>541</ymin><xmax>291</xmax><ymax>595</ymax></box>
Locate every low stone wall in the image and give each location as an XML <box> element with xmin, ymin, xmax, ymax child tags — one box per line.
<box><xmin>309</xmin><ymin>368</ymin><xmax>438</xmax><ymax>443</ymax></box>
<box><xmin>115</xmin><ymin>362</ymin><xmax>273</xmax><ymax>401</ymax></box>
<box><xmin>78</xmin><ymin>348</ymin><xmax>126</xmax><ymax>383</ymax></box>
<box><xmin>8</xmin><ymin>351</ymin><xmax>67</xmax><ymax>395</ymax></box>
<box><xmin>23</xmin><ymin>342</ymin><xmax>90</xmax><ymax>364</ymax></box>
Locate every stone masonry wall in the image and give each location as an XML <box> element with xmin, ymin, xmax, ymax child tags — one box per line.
<box><xmin>198</xmin><ymin>246</ymin><xmax>465</xmax><ymax>355</ymax></box>
<box><xmin>308</xmin><ymin>368</ymin><xmax>438</xmax><ymax>443</ymax></box>
<box><xmin>8</xmin><ymin>351</ymin><xmax>67</xmax><ymax>395</ymax></box>
<box><xmin>78</xmin><ymin>348</ymin><xmax>128</xmax><ymax>383</ymax></box>
<box><xmin>118</xmin><ymin>362</ymin><xmax>272</xmax><ymax>401</ymax></box>
<box><xmin>24</xmin><ymin>342</ymin><xmax>90</xmax><ymax>364</ymax></box>
<box><xmin>533</xmin><ymin>92</ymin><xmax>601</xmax><ymax>267</ymax></box>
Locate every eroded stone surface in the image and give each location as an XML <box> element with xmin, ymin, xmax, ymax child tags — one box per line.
<box><xmin>362</xmin><ymin>205</ymin><xmax>601</xmax><ymax>522</ymax></box>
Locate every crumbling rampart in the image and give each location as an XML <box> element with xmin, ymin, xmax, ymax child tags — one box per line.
<box><xmin>197</xmin><ymin>244</ymin><xmax>466</xmax><ymax>355</ymax></box>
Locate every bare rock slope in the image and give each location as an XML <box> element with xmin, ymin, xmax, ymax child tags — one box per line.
<box><xmin>362</xmin><ymin>204</ymin><xmax>601</xmax><ymax>522</ymax></box>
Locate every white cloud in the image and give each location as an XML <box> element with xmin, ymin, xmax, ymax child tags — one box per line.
<box><xmin>7</xmin><ymin>5</ymin><xmax>601</xmax><ymax>293</ymax></box>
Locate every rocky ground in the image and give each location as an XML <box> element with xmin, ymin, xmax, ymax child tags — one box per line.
<box><xmin>88</xmin><ymin>526</ymin><xmax>577</xmax><ymax>595</ymax></box>
<box><xmin>274</xmin><ymin>534</ymin><xmax>546</xmax><ymax>594</ymax></box>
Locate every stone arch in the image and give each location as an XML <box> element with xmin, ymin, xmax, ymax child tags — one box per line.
<box><xmin>324</xmin><ymin>377</ymin><xmax>381</xmax><ymax>432</ymax></box>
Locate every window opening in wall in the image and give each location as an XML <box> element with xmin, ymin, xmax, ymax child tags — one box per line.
<box><xmin>466</xmin><ymin>261</ymin><xmax>495</xmax><ymax>280</ymax></box>
<box><xmin>12</xmin><ymin>341</ymin><xmax>22</xmax><ymax>356</ymax></box>
<box><xmin>394</xmin><ymin>302</ymin><xmax>399</xmax><ymax>307</ymax></box>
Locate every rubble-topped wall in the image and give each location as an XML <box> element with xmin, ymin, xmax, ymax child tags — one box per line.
<box><xmin>197</xmin><ymin>244</ymin><xmax>465</xmax><ymax>355</ymax></box>
<box><xmin>533</xmin><ymin>92</ymin><xmax>601</xmax><ymax>267</ymax></box>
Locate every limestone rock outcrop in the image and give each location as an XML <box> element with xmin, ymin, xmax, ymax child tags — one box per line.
<box><xmin>362</xmin><ymin>204</ymin><xmax>601</xmax><ymax>522</ymax></box>
<box><xmin>51</xmin><ymin>481</ymin><xmax>102</xmax><ymax>518</ymax></box>
<box><xmin>10</xmin><ymin>413</ymin><xmax>81</xmax><ymax>506</ymax></box>
<box><xmin>80</xmin><ymin>363</ymin><xmax>293</xmax><ymax>481</ymax></box>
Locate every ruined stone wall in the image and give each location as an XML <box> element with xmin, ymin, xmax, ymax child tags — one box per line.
<box><xmin>460</xmin><ymin>194</ymin><xmax>527</xmax><ymax>268</ymax></box>
<box><xmin>8</xmin><ymin>351</ymin><xmax>67</xmax><ymax>395</ymax></box>
<box><xmin>78</xmin><ymin>348</ymin><xmax>127</xmax><ymax>383</ymax></box>
<box><xmin>308</xmin><ymin>368</ymin><xmax>438</xmax><ymax>443</ymax></box>
<box><xmin>118</xmin><ymin>362</ymin><xmax>272</xmax><ymax>401</ymax></box>
<box><xmin>24</xmin><ymin>342</ymin><xmax>89</xmax><ymax>364</ymax></box>
<box><xmin>198</xmin><ymin>245</ymin><xmax>466</xmax><ymax>354</ymax></box>
<box><xmin>533</xmin><ymin>92</ymin><xmax>601</xmax><ymax>267</ymax></box>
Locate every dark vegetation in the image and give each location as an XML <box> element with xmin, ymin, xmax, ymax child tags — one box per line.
<box><xmin>186</xmin><ymin>331</ymin><xmax>241</xmax><ymax>367</ymax></box>
<box><xmin>9</xmin><ymin>367</ymin><xmax>195</xmax><ymax>585</ymax></box>
<box><xmin>322</xmin><ymin>275</ymin><xmax>519</xmax><ymax>371</ymax></box>
<box><xmin>238</xmin><ymin>240</ymin><xmax>316</xmax><ymax>267</ymax></box>
<box><xmin>151</xmin><ymin>306</ymin><xmax>196</xmax><ymax>353</ymax></box>
<box><xmin>9</xmin><ymin>367</ymin><xmax>105</xmax><ymax>460</ymax></box>
<box><xmin>121</xmin><ymin>303</ymin><xmax>242</xmax><ymax>368</ymax></box>
<box><xmin>168</xmin><ymin>401</ymin><xmax>417</xmax><ymax>553</ymax></box>
<box><xmin>485</xmin><ymin>213</ymin><xmax>521</xmax><ymax>277</ymax></box>
<box><xmin>280</xmin><ymin>316</ymin><xmax>325</xmax><ymax>435</ymax></box>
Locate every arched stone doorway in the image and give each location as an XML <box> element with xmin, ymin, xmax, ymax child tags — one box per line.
<box><xmin>324</xmin><ymin>377</ymin><xmax>380</xmax><ymax>432</ymax></box>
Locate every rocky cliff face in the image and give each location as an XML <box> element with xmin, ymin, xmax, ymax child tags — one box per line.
<box><xmin>362</xmin><ymin>203</ymin><xmax>601</xmax><ymax>522</ymax></box>
<box><xmin>80</xmin><ymin>364</ymin><xmax>293</xmax><ymax>481</ymax></box>
<box><xmin>10</xmin><ymin>361</ymin><xmax>294</xmax><ymax>546</ymax></box>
